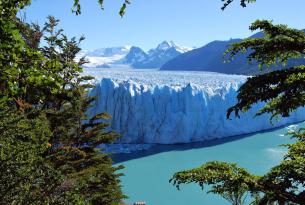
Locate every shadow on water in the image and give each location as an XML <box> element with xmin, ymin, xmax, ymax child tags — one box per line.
<box><xmin>112</xmin><ymin>121</ymin><xmax>303</xmax><ymax>164</ymax></box>
<box><xmin>112</xmin><ymin>133</ymin><xmax>249</xmax><ymax>164</ymax></box>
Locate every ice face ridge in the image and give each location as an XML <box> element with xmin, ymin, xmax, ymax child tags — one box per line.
<box><xmin>88</xmin><ymin>70</ymin><xmax>305</xmax><ymax>144</ymax></box>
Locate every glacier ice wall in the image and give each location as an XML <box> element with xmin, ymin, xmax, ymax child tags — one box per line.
<box><xmin>87</xmin><ymin>69</ymin><xmax>305</xmax><ymax>144</ymax></box>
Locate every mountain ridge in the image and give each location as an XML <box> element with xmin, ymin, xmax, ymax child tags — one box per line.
<box><xmin>161</xmin><ymin>32</ymin><xmax>305</xmax><ymax>75</ymax></box>
<box><xmin>82</xmin><ymin>41</ymin><xmax>192</xmax><ymax>69</ymax></box>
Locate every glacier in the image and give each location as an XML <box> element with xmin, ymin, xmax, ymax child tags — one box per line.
<box><xmin>86</xmin><ymin>68</ymin><xmax>305</xmax><ymax>144</ymax></box>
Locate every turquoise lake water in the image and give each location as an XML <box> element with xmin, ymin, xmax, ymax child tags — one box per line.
<box><xmin>114</xmin><ymin>122</ymin><xmax>304</xmax><ymax>205</ymax></box>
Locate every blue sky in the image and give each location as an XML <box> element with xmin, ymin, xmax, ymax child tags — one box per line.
<box><xmin>24</xmin><ymin>0</ymin><xmax>305</xmax><ymax>51</ymax></box>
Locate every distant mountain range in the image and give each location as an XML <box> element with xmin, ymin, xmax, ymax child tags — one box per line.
<box><xmin>81</xmin><ymin>33</ymin><xmax>305</xmax><ymax>75</ymax></box>
<box><xmin>81</xmin><ymin>41</ymin><xmax>193</xmax><ymax>69</ymax></box>
<box><xmin>161</xmin><ymin>32</ymin><xmax>305</xmax><ymax>75</ymax></box>
<box><xmin>80</xmin><ymin>46</ymin><xmax>131</xmax><ymax>68</ymax></box>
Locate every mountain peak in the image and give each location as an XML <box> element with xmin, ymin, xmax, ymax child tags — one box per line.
<box><xmin>83</xmin><ymin>41</ymin><xmax>192</xmax><ymax>69</ymax></box>
<box><xmin>155</xmin><ymin>40</ymin><xmax>193</xmax><ymax>53</ymax></box>
<box><xmin>156</xmin><ymin>40</ymin><xmax>176</xmax><ymax>50</ymax></box>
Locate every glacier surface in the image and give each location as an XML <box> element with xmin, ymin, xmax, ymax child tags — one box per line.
<box><xmin>86</xmin><ymin>68</ymin><xmax>305</xmax><ymax>144</ymax></box>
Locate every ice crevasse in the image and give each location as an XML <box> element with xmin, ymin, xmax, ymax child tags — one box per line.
<box><xmin>87</xmin><ymin>69</ymin><xmax>305</xmax><ymax>144</ymax></box>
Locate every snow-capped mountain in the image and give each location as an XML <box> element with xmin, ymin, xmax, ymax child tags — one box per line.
<box><xmin>161</xmin><ymin>32</ymin><xmax>305</xmax><ymax>75</ymax></box>
<box><xmin>127</xmin><ymin>41</ymin><xmax>193</xmax><ymax>68</ymax></box>
<box><xmin>81</xmin><ymin>46</ymin><xmax>131</xmax><ymax>68</ymax></box>
<box><xmin>85</xmin><ymin>46</ymin><xmax>131</xmax><ymax>57</ymax></box>
<box><xmin>123</xmin><ymin>46</ymin><xmax>148</xmax><ymax>64</ymax></box>
<box><xmin>81</xmin><ymin>41</ymin><xmax>192</xmax><ymax>69</ymax></box>
<box><xmin>155</xmin><ymin>40</ymin><xmax>192</xmax><ymax>53</ymax></box>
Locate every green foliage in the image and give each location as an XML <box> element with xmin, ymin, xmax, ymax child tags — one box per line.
<box><xmin>170</xmin><ymin>162</ymin><xmax>258</xmax><ymax>205</ymax></box>
<box><xmin>171</xmin><ymin>131</ymin><xmax>305</xmax><ymax>205</ymax></box>
<box><xmin>221</xmin><ymin>0</ymin><xmax>256</xmax><ymax>10</ymax></box>
<box><xmin>0</xmin><ymin>1</ymin><xmax>125</xmax><ymax>204</ymax></box>
<box><xmin>255</xmin><ymin>129</ymin><xmax>305</xmax><ymax>204</ymax></box>
<box><xmin>119</xmin><ymin>0</ymin><xmax>131</xmax><ymax>17</ymax></box>
<box><xmin>0</xmin><ymin>108</ymin><xmax>62</xmax><ymax>204</ymax></box>
<box><xmin>0</xmin><ymin>0</ymin><xmax>42</xmax><ymax>106</ymax></box>
<box><xmin>227</xmin><ymin>65</ymin><xmax>305</xmax><ymax>120</ymax></box>
<box><xmin>223</xmin><ymin>17</ymin><xmax>305</xmax><ymax>205</ymax></box>
<box><xmin>226</xmin><ymin>20</ymin><xmax>305</xmax><ymax>120</ymax></box>
<box><xmin>226</xmin><ymin>20</ymin><xmax>305</xmax><ymax>68</ymax></box>
<box><xmin>72</xmin><ymin>0</ymin><xmax>131</xmax><ymax>17</ymax></box>
<box><xmin>172</xmin><ymin>6</ymin><xmax>305</xmax><ymax>205</ymax></box>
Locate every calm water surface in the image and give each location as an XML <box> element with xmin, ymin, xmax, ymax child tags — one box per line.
<box><xmin>114</xmin><ymin>123</ymin><xmax>303</xmax><ymax>205</ymax></box>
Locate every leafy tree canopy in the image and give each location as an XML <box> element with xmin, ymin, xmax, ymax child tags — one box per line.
<box><xmin>170</xmin><ymin>161</ymin><xmax>258</xmax><ymax>205</ymax></box>
<box><xmin>72</xmin><ymin>0</ymin><xmax>131</xmax><ymax>17</ymax></box>
<box><xmin>221</xmin><ymin>0</ymin><xmax>256</xmax><ymax>10</ymax></box>
<box><xmin>0</xmin><ymin>1</ymin><xmax>125</xmax><ymax>203</ymax></box>
<box><xmin>171</xmin><ymin>4</ymin><xmax>305</xmax><ymax>205</ymax></box>
<box><xmin>171</xmin><ymin>130</ymin><xmax>305</xmax><ymax>204</ymax></box>
<box><xmin>226</xmin><ymin>20</ymin><xmax>305</xmax><ymax>120</ymax></box>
